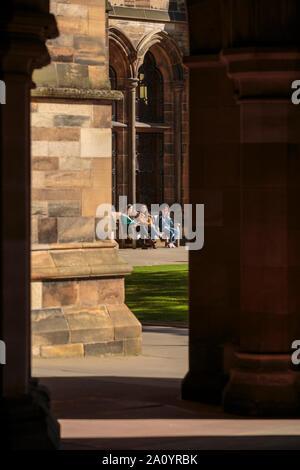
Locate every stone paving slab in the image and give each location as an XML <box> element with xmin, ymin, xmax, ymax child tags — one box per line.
<box><xmin>33</xmin><ymin>326</ymin><xmax>300</xmax><ymax>450</ymax></box>
<box><xmin>119</xmin><ymin>246</ymin><xmax>188</xmax><ymax>266</ymax></box>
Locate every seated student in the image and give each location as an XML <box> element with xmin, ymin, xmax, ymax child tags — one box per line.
<box><xmin>136</xmin><ymin>204</ymin><xmax>160</xmax><ymax>249</ymax></box>
<box><xmin>120</xmin><ymin>204</ymin><xmax>138</xmax><ymax>240</ymax></box>
<box><xmin>159</xmin><ymin>204</ymin><xmax>179</xmax><ymax>248</ymax></box>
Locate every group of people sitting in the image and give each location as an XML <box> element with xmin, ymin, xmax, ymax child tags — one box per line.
<box><xmin>120</xmin><ymin>203</ymin><xmax>180</xmax><ymax>249</ymax></box>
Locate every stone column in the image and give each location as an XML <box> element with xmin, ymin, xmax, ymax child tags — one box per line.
<box><xmin>172</xmin><ymin>82</ymin><xmax>184</xmax><ymax>203</ymax></box>
<box><xmin>0</xmin><ymin>1</ymin><xmax>60</xmax><ymax>448</ymax></box>
<box><xmin>183</xmin><ymin>0</ymin><xmax>300</xmax><ymax>416</ymax></box>
<box><xmin>181</xmin><ymin>56</ymin><xmax>241</xmax><ymax>404</ymax></box>
<box><xmin>222</xmin><ymin>49</ymin><xmax>300</xmax><ymax>416</ymax></box>
<box><xmin>127</xmin><ymin>78</ymin><xmax>139</xmax><ymax>206</ymax></box>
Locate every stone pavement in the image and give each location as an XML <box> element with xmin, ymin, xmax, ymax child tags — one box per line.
<box><xmin>119</xmin><ymin>246</ymin><xmax>188</xmax><ymax>266</ymax></box>
<box><xmin>33</xmin><ymin>326</ymin><xmax>300</xmax><ymax>450</ymax></box>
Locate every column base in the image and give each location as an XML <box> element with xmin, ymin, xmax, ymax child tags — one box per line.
<box><xmin>223</xmin><ymin>353</ymin><xmax>300</xmax><ymax>416</ymax></box>
<box><xmin>181</xmin><ymin>371</ymin><xmax>229</xmax><ymax>405</ymax></box>
<box><xmin>0</xmin><ymin>379</ymin><xmax>60</xmax><ymax>450</ymax></box>
<box><xmin>31</xmin><ymin>242</ymin><xmax>142</xmax><ymax>358</ymax></box>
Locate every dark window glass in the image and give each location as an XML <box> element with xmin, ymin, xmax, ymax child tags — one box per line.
<box><xmin>112</xmin><ymin>132</ymin><xmax>117</xmax><ymax>208</ymax></box>
<box><xmin>136</xmin><ymin>52</ymin><xmax>163</xmax><ymax>123</ymax></box>
<box><xmin>136</xmin><ymin>133</ymin><xmax>164</xmax><ymax>207</ymax></box>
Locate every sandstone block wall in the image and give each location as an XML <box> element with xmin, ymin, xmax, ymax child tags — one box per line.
<box><xmin>29</xmin><ymin>1</ymin><xmax>142</xmax><ymax>359</ymax></box>
<box><xmin>35</xmin><ymin>0</ymin><xmax>108</xmax><ymax>90</ymax></box>
<box><xmin>31</xmin><ymin>0</ymin><xmax>114</xmax><ymax>245</ymax></box>
<box><xmin>31</xmin><ymin>100</ymin><xmax>112</xmax><ymax>244</ymax></box>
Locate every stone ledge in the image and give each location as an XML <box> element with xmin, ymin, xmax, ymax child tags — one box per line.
<box><xmin>109</xmin><ymin>6</ymin><xmax>186</xmax><ymax>23</ymax></box>
<box><xmin>31</xmin><ymin>86</ymin><xmax>123</xmax><ymax>101</ymax></box>
<box><xmin>31</xmin><ymin>242</ymin><xmax>132</xmax><ymax>281</ymax></box>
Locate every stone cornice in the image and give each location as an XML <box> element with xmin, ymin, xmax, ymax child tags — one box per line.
<box><xmin>31</xmin><ymin>86</ymin><xmax>124</xmax><ymax>101</ymax></box>
<box><xmin>109</xmin><ymin>6</ymin><xmax>186</xmax><ymax>23</ymax></box>
<box><xmin>221</xmin><ymin>48</ymin><xmax>300</xmax><ymax>100</ymax></box>
<box><xmin>31</xmin><ymin>242</ymin><xmax>133</xmax><ymax>281</ymax></box>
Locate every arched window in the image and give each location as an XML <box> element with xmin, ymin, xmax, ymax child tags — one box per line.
<box><xmin>136</xmin><ymin>51</ymin><xmax>163</xmax><ymax>123</ymax></box>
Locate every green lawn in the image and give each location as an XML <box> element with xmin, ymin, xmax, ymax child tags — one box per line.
<box><xmin>125</xmin><ymin>264</ymin><xmax>188</xmax><ymax>324</ymax></box>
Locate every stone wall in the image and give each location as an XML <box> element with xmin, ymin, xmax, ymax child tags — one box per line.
<box><xmin>36</xmin><ymin>0</ymin><xmax>109</xmax><ymax>90</ymax></box>
<box><xmin>31</xmin><ymin>100</ymin><xmax>112</xmax><ymax>244</ymax></box>
<box><xmin>30</xmin><ymin>0</ymin><xmax>142</xmax><ymax>358</ymax></box>
<box><xmin>31</xmin><ymin>0</ymin><xmax>115</xmax><ymax>245</ymax></box>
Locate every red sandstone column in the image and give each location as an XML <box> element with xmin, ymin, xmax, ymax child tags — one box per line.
<box><xmin>222</xmin><ymin>50</ymin><xmax>300</xmax><ymax>415</ymax></box>
<box><xmin>0</xmin><ymin>1</ymin><xmax>60</xmax><ymax>447</ymax></box>
<box><xmin>181</xmin><ymin>57</ymin><xmax>241</xmax><ymax>404</ymax></box>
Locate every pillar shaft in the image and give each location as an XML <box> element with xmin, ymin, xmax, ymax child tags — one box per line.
<box><xmin>222</xmin><ymin>50</ymin><xmax>300</xmax><ymax>415</ymax></box>
<box><xmin>127</xmin><ymin>78</ymin><xmax>139</xmax><ymax>206</ymax></box>
<box><xmin>181</xmin><ymin>56</ymin><xmax>241</xmax><ymax>404</ymax></box>
<box><xmin>183</xmin><ymin>0</ymin><xmax>300</xmax><ymax>415</ymax></box>
<box><xmin>2</xmin><ymin>73</ymin><xmax>31</xmax><ymax>395</ymax></box>
<box><xmin>0</xmin><ymin>2</ymin><xmax>60</xmax><ymax>448</ymax></box>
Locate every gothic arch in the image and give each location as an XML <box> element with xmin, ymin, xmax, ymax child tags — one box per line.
<box><xmin>109</xmin><ymin>27</ymin><xmax>137</xmax><ymax>82</ymax></box>
<box><xmin>136</xmin><ymin>31</ymin><xmax>184</xmax><ymax>83</ymax></box>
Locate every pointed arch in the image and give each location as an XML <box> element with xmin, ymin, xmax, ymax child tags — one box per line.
<box><xmin>136</xmin><ymin>31</ymin><xmax>184</xmax><ymax>83</ymax></box>
<box><xmin>109</xmin><ymin>27</ymin><xmax>137</xmax><ymax>81</ymax></box>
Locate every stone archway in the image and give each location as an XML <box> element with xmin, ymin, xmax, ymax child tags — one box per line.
<box><xmin>109</xmin><ymin>27</ymin><xmax>188</xmax><ymax>208</ymax></box>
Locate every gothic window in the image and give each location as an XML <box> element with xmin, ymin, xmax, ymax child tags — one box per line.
<box><xmin>112</xmin><ymin>132</ymin><xmax>117</xmax><ymax>208</ymax></box>
<box><xmin>136</xmin><ymin>51</ymin><xmax>163</xmax><ymax>123</ymax></box>
<box><xmin>136</xmin><ymin>133</ymin><xmax>164</xmax><ymax>207</ymax></box>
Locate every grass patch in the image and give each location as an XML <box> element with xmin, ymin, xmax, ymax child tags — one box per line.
<box><xmin>125</xmin><ymin>264</ymin><xmax>188</xmax><ymax>324</ymax></box>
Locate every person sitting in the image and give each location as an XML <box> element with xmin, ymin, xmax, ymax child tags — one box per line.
<box><xmin>136</xmin><ymin>204</ymin><xmax>160</xmax><ymax>249</ymax></box>
<box><xmin>159</xmin><ymin>204</ymin><xmax>179</xmax><ymax>248</ymax></box>
<box><xmin>120</xmin><ymin>204</ymin><xmax>139</xmax><ymax>241</ymax></box>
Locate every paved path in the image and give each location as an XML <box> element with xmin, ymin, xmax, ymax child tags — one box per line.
<box><xmin>119</xmin><ymin>246</ymin><xmax>188</xmax><ymax>266</ymax></box>
<box><xmin>33</xmin><ymin>326</ymin><xmax>300</xmax><ymax>450</ymax></box>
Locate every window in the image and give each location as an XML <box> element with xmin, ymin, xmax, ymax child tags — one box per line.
<box><xmin>112</xmin><ymin>132</ymin><xmax>117</xmax><ymax>208</ymax></box>
<box><xmin>136</xmin><ymin>133</ymin><xmax>164</xmax><ymax>206</ymax></box>
<box><xmin>136</xmin><ymin>52</ymin><xmax>163</xmax><ymax>123</ymax></box>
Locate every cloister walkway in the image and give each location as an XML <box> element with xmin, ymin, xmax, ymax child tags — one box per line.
<box><xmin>33</xmin><ymin>325</ymin><xmax>300</xmax><ymax>450</ymax></box>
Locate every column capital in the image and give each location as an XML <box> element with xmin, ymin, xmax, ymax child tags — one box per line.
<box><xmin>126</xmin><ymin>77</ymin><xmax>139</xmax><ymax>90</ymax></box>
<box><xmin>221</xmin><ymin>47</ymin><xmax>300</xmax><ymax>101</ymax></box>
<box><xmin>1</xmin><ymin>8</ymin><xmax>58</xmax><ymax>76</ymax></box>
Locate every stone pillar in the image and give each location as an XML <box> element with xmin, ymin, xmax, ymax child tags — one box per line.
<box><xmin>127</xmin><ymin>78</ymin><xmax>139</xmax><ymax>206</ymax></box>
<box><xmin>222</xmin><ymin>49</ymin><xmax>300</xmax><ymax>416</ymax></box>
<box><xmin>0</xmin><ymin>1</ymin><xmax>60</xmax><ymax>448</ymax></box>
<box><xmin>181</xmin><ymin>56</ymin><xmax>240</xmax><ymax>404</ymax></box>
<box><xmin>183</xmin><ymin>0</ymin><xmax>300</xmax><ymax>415</ymax></box>
<box><xmin>173</xmin><ymin>82</ymin><xmax>184</xmax><ymax>203</ymax></box>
